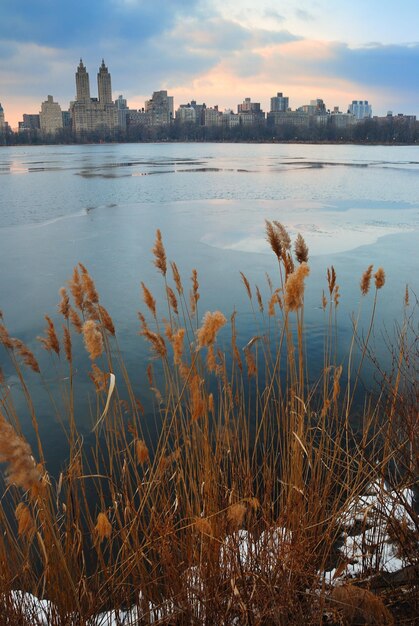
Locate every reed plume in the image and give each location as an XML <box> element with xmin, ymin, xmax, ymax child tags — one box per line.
<box><xmin>0</xmin><ymin>412</ymin><xmax>41</xmax><ymax>492</ymax></box>
<box><xmin>79</xmin><ymin>263</ymin><xmax>99</xmax><ymax>304</ymax></box>
<box><xmin>15</xmin><ymin>503</ymin><xmax>35</xmax><ymax>540</ymax></box>
<box><xmin>244</xmin><ymin>347</ymin><xmax>257</xmax><ymax>378</ymax></box>
<box><xmin>227</xmin><ymin>503</ymin><xmax>247</xmax><ymax>529</ymax></box>
<box><xmin>152</xmin><ymin>229</ymin><xmax>167</xmax><ymax>277</ymax></box>
<box><xmin>240</xmin><ymin>272</ymin><xmax>252</xmax><ymax>300</ymax></box>
<box><xmin>171</xmin><ymin>261</ymin><xmax>183</xmax><ymax>295</ymax></box>
<box><xmin>166</xmin><ymin>286</ymin><xmax>178</xmax><ymax>315</ymax></box>
<box><xmin>189</xmin><ymin>374</ymin><xmax>205</xmax><ymax>422</ymax></box>
<box><xmin>268</xmin><ymin>289</ymin><xmax>281</xmax><ymax>316</ymax></box>
<box><xmin>295</xmin><ymin>233</ymin><xmax>309</xmax><ymax>264</ymax></box>
<box><xmin>58</xmin><ymin>287</ymin><xmax>70</xmax><ymax>319</ymax></box>
<box><xmin>135</xmin><ymin>439</ymin><xmax>150</xmax><ymax>465</ymax></box>
<box><xmin>94</xmin><ymin>512</ymin><xmax>112</xmax><ymax>542</ymax></box>
<box><xmin>285</xmin><ymin>263</ymin><xmax>310</xmax><ymax>311</ymax></box>
<box><xmin>360</xmin><ymin>264</ymin><xmax>374</xmax><ymax>295</ymax></box>
<box><xmin>141</xmin><ymin>329</ymin><xmax>167</xmax><ymax>358</ymax></box>
<box><xmin>68</xmin><ymin>267</ymin><xmax>84</xmax><ymax>310</ymax></box>
<box><xmin>99</xmin><ymin>305</ymin><xmax>115</xmax><ymax>335</ymax></box>
<box><xmin>256</xmin><ymin>286</ymin><xmax>264</xmax><ymax>313</ymax></box>
<box><xmin>197</xmin><ymin>311</ymin><xmax>227</xmax><ymax>348</ymax></box>
<box><xmin>327</xmin><ymin>266</ymin><xmax>337</xmax><ymax>296</ymax></box>
<box><xmin>13</xmin><ymin>339</ymin><xmax>40</xmax><ymax>373</ymax></box>
<box><xmin>69</xmin><ymin>306</ymin><xmax>83</xmax><ymax>334</ymax></box>
<box><xmin>141</xmin><ymin>282</ymin><xmax>156</xmax><ymax>317</ymax></box>
<box><xmin>63</xmin><ymin>326</ymin><xmax>72</xmax><ymax>363</ymax></box>
<box><xmin>374</xmin><ymin>267</ymin><xmax>386</xmax><ymax>289</ymax></box>
<box><xmin>265</xmin><ymin>220</ymin><xmax>282</xmax><ymax>259</ymax></box>
<box><xmin>194</xmin><ymin>517</ymin><xmax>212</xmax><ymax>535</ymax></box>
<box><xmin>273</xmin><ymin>221</ymin><xmax>291</xmax><ymax>251</ymax></box>
<box><xmin>82</xmin><ymin>320</ymin><xmax>104</xmax><ymax>360</ymax></box>
<box><xmin>171</xmin><ymin>328</ymin><xmax>185</xmax><ymax>366</ymax></box>
<box><xmin>89</xmin><ymin>363</ymin><xmax>108</xmax><ymax>392</ymax></box>
<box><xmin>0</xmin><ymin>324</ymin><xmax>14</xmax><ymax>349</ymax></box>
<box><xmin>190</xmin><ymin>269</ymin><xmax>200</xmax><ymax>315</ymax></box>
<box><xmin>38</xmin><ymin>316</ymin><xmax>60</xmax><ymax>355</ymax></box>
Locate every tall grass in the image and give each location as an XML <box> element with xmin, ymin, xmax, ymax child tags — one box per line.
<box><xmin>0</xmin><ymin>224</ymin><xmax>417</xmax><ymax>625</ymax></box>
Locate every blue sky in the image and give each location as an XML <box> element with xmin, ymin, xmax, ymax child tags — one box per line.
<box><xmin>1</xmin><ymin>0</ymin><xmax>418</xmax><ymax>127</ymax></box>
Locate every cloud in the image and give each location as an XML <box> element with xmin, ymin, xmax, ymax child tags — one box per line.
<box><xmin>0</xmin><ymin>0</ymin><xmax>198</xmax><ymax>47</ymax></box>
<box><xmin>295</xmin><ymin>9</ymin><xmax>315</xmax><ymax>22</ymax></box>
<box><xmin>264</xmin><ymin>9</ymin><xmax>285</xmax><ymax>23</ymax></box>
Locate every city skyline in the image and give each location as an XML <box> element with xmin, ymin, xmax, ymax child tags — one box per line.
<box><xmin>1</xmin><ymin>0</ymin><xmax>419</xmax><ymax>129</ymax></box>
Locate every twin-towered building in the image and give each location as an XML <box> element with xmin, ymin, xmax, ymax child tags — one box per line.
<box><xmin>70</xmin><ymin>59</ymin><xmax>118</xmax><ymax>133</ymax></box>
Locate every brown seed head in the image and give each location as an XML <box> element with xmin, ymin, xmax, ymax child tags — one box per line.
<box><xmin>273</xmin><ymin>221</ymin><xmax>291</xmax><ymax>251</ymax></box>
<box><xmin>152</xmin><ymin>229</ymin><xmax>167</xmax><ymax>277</ymax></box>
<box><xmin>13</xmin><ymin>340</ymin><xmax>40</xmax><ymax>373</ymax></box>
<box><xmin>197</xmin><ymin>311</ymin><xmax>227</xmax><ymax>348</ymax></box>
<box><xmin>141</xmin><ymin>329</ymin><xmax>167</xmax><ymax>358</ymax></box>
<box><xmin>94</xmin><ymin>512</ymin><xmax>112</xmax><ymax>542</ymax></box>
<box><xmin>99</xmin><ymin>305</ymin><xmax>115</xmax><ymax>335</ymax></box>
<box><xmin>189</xmin><ymin>374</ymin><xmax>205</xmax><ymax>422</ymax></box>
<box><xmin>285</xmin><ymin>263</ymin><xmax>310</xmax><ymax>311</ymax></box>
<box><xmin>374</xmin><ymin>267</ymin><xmax>385</xmax><ymax>289</ymax></box>
<box><xmin>334</xmin><ymin>285</ymin><xmax>340</xmax><ymax>308</ymax></box>
<box><xmin>194</xmin><ymin>517</ymin><xmax>212</xmax><ymax>535</ymax></box>
<box><xmin>63</xmin><ymin>325</ymin><xmax>72</xmax><ymax>363</ymax></box>
<box><xmin>15</xmin><ymin>503</ymin><xmax>35</xmax><ymax>540</ymax></box>
<box><xmin>190</xmin><ymin>269</ymin><xmax>200</xmax><ymax>315</ymax></box>
<box><xmin>240</xmin><ymin>272</ymin><xmax>252</xmax><ymax>300</ymax></box>
<box><xmin>166</xmin><ymin>286</ymin><xmax>178</xmax><ymax>315</ymax></box>
<box><xmin>69</xmin><ymin>267</ymin><xmax>84</xmax><ymax>310</ymax></box>
<box><xmin>171</xmin><ymin>261</ymin><xmax>183</xmax><ymax>295</ymax></box>
<box><xmin>0</xmin><ymin>412</ymin><xmax>41</xmax><ymax>492</ymax></box>
<box><xmin>83</xmin><ymin>320</ymin><xmax>104</xmax><ymax>360</ymax></box>
<box><xmin>58</xmin><ymin>288</ymin><xmax>70</xmax><ymax>318</ymax></box>
<box><xmin>45</xmin><ymin>316</ymin><xmax>60</xmax><ymax>355</ymax></box>
<box><xmin>360</xmin><ymin>265</ymin><xmax>374</xmax><ymax>295</ymax></box>
<box><xmin>227</xmin><ymin>502</ymin><xmax>247</xmax><ymax>529</ymax></box>
<box><xmin>295</xmin><ymin>233</ymin><xmax>309</xmax><ymax>264</ymax></box>
<box><xmin>141</xmin><ymin>282</ymin><xmax>156</xmax><ymax>317</ymax></box>
<box><xmin>135</xmin><ymin>439</ymin><xmax>150</xmax><ymax>465</ymax></box>
<box><xmin>89</xmin><ymin>363</ymin><xmax>108</xmax><ymax>392</ymax></box>
<box><xmin>265</xmin><ymin>220</ymin><xmax>282</xmax><ymax>259</ymax></box>
<box><xmin>255</xmin><ymin>286</ymin><xmax>264</xmax><ymax>313</ymax></box>
<box><xmin>327</xmin><ymin>266</ymin><xmax>336</xmax><ymax>296</ymax></box>
<box><xmin>172</xmin><ymin>328</ymin><xmax>185</xmax><ymax>366</ymax></box>
<box><xmin>79</xmin><ymin>263</ymin><xmax>99</xmax><ymax>304</ymax></box>
<box><xmin>0</xmin><ymin>325</ymin><xmax>14</xmax><ymax>349</ymax></box>
<box><xmin>69</xmin><ymin>307</ymin><xmax>83</xmax><ymax>334</ymax></box>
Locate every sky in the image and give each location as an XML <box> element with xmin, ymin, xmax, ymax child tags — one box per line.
<box><xmin>1</xmin><ymin>0</ymin><xmax>418</xmax><ymax>129</ymax></box>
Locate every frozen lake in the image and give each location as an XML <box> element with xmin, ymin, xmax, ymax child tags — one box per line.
<box><xmin>0</xmin><ymin>142</ymin><xmax>418</xmax><ymax>465</ymax></box>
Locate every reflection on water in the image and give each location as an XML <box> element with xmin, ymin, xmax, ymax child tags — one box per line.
<box><xmin>0</xmin><ymin>143</ymin><xmax>418</xmax><ymax>473</ymax></box>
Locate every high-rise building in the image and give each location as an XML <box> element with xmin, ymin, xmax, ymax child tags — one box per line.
<box><xmin>71</xmin><ymin>60</ymin><xmax>118</xmax><ymax>134</ymax></box>
<box><xmin>348</xmin><ymin>100</ymin><xmax>372</xmax><ymax>119</ymax></box>
<box><xmin>40</xmin><ymin>95</ymin><xmax>63</xmax><ymax>134</ymax></box>
<box><xmin>76</xmin><ymin>59</ymin><xmax>91</xmax><ymax>103</ymax></box>
<box><xmin>19</xmin><ymin>114</ymin><xmax>41</xmax><ymax>131</ymax></box>
<box><xmin>98</xmin><ymin>60</ymin><xmax>112</xmax><ymax>104</ymax></box>
<box><xmin>145</xmin><ymin>90</ymin><xmax>174</xmax><ymax>126</ymax></box>
<box><xmin>0</xmin><ymin>103</ymin><xmax>5</xmax><ymax>130</ymax></box>
<box><xmin>237</xmin><ymin>98</ymin><xmax>265</xmax><ymax>125</ymax></box>
<box><xmin>176</xmin><ymin>104</ymin><xmax>197</xmax><ymax>124</ymax></box>
<box><xmin>115</xmin><ymin>95</ymin><xmax>129</xmax><ymax>130</ymax></box>
<box><xmin>270</xmin><ymin>92</ymin><xmax>289</xmax><ymax>112</ymax></box>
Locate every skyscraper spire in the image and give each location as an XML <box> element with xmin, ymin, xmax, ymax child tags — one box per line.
<box><xmin>97</xmin><ymin>60</ymin><xmax>112</xmax><ymax>104</ymax></box>
<box><xmin>76</xmin><ymin>60</ymin><xmax>90</xmax><ymax>103</ymax></box>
